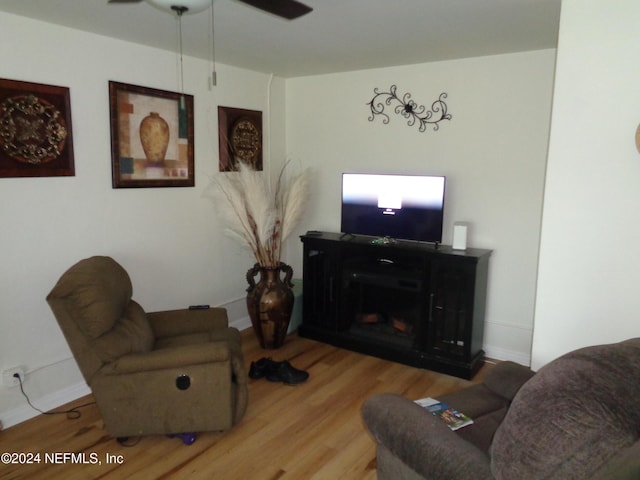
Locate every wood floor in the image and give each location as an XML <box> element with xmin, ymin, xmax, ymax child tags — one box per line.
<box><xmin>0</xmin><ymin>330</ymin><xmax>491</xmax><ymax>480</ymax></box>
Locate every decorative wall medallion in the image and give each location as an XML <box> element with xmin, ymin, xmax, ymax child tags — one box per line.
<box><xmin>218</xmin><ymin>106</ymin><xmax>262</xmax><ymax>171</ymax></box>
<box><xmin>230</xmin><ymin>117</ymin><xmax>261</xmax><ymax>165</ymax></box>
<box><xmin>0</xmin><ymin>94</ymin><xmax>67</xmax><ymax>164</ymax></box>
<box><xmin>367</xmin><ymin>84</ymin><xmax>451</xmax><ymax>133</ymax></box>
<box><xmin>0</xmin><ymin>78</ymin><xmax>74</xmax><ymax>178</ymax></box>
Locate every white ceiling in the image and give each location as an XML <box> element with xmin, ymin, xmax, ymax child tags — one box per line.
<box><xmin>0</xmin><ymin>0</ymin><xmax>561</xmax><ymax>78</ymax></box>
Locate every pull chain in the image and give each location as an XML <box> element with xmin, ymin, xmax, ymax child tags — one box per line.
<box><xmin>171</xmin><ymin>6</ymin><xmax>188</xmax><ymax>108</ymax></box>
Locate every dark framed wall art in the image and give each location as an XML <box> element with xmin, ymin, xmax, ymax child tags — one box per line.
<box><xmin>218</xmin><ymin>106</ymin><xmax>262</xmax><ymax>172</ymax></box>
<box><xmin>109</xmin><ymin>81</ymin><xmax>194</xmax><ymax>188</ymax></box>
<box><xmin>0</xmin><ymin>78</ymin><xmax>75</xmax><ymax>178</ymax></box>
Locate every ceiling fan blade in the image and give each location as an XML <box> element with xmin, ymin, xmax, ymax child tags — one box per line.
<box><xmin>237</xmin><ymin>0</ymin><xmax>312</xmax><ymax>20</ymax></box>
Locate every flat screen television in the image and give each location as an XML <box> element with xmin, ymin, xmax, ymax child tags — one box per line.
<box><xmin>340</xmin><ymin>173</ymin><xmax>446</xmax><ymax>243</ymax></box>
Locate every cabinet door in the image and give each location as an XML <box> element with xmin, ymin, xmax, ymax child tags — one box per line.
<box><xmin>302</xmin><ymin>241</ymin><xmax>340</xmax><ymax>328</ymax></box>
<box><xmin>427</xmin><ymin>259</ymin><xmax>476</xmax><ymax>360</ymax></box>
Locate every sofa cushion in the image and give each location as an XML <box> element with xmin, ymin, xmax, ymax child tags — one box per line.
<box><xmin>490</xmin><ymin>339</ymin><xmax>640</xmax><ymax>480</ymax></box>
<box><xmin>438</xmin><ymin>384</ymin><xmax>510</xmax><ymax>453</ymax></box>
<box><xmin>93</xmin><ymin>301</ymin><xmax>154</xmax><ymax>362</ymax></box>
<box><xmin>483</xmin><ymin>361</ymin><xmax>535</xmax><ymax>401</ymax></box>
<box><xmin>439</xmin><ymin>383</ymin><xmax>508</xmax><ymax>420</ymax></box>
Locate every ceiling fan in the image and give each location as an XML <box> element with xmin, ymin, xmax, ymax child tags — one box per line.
<box><xmin>108</xmin><ymin>0</ymin><xmax>313</xmax><ymax>20</ymax></box>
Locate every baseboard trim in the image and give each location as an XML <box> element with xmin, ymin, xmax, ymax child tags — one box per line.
<box><xmin>229</xmin><ymin>315</ymin><xmax>251</xmax><ymax>332</ymax></box>
<box><xmin>1</xmin><ymin>381</ymin><xmax>91</xmax><ymax>430</ymax></box>
<box><xmin>1</xmin><ymin>302</ymin><xmax>251</xmax><ymax>431</ymax></box>
<box><xmin>483</xmin><ymin>345</ymin><xmax>531</xmax><ymax>367</ymax></box>
<box><xmin>1</xmin><ymin>330</ymin><xmax>527</xmax><ymax>430</ymax></box>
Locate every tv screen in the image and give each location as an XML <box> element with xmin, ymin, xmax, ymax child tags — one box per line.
<box><xmin>341</xmin><ymin>173</ymin><xmax>445</xmax><ymax>243</ymax></box>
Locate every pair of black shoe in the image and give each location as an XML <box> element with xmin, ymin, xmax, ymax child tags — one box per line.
<box><xmin>249</xmin><ymin>357</ymin><xmax>309</xmax><ymax>385</ymax></box>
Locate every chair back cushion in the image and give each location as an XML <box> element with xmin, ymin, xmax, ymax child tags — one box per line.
<box><xmin>490</xmin><ymin>338</ymin><xmax>640</xmax><ymax>480</ymax></box>
<box><xmin>47</xmin><ymin>256</ymin><xmax>153</xmax><ymax>381</ymax></box>
<box><xmin>50</xmin><ymin>256</ymin><xmax>133</xmax><ymax>339</ymax></box>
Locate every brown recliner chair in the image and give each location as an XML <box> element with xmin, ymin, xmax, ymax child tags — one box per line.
<box><xmin>47</xmin><ymin>256</ymin><xmax>248</xmax><ymax>440</ymax></box>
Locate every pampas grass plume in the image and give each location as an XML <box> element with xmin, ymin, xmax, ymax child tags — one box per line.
<box><xmin>280</xmin><ymin>168</ymin><xmax>311</xmax><ymax>241</ymax></box>
<box><xmin>206</xmin><ymin>160</ymin><xmax>311</xmax><ymax>267</ymax></box>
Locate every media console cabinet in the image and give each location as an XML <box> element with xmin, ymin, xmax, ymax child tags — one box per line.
<box><xmin>298</xmin><ymin>231</ymin><xmax>491</xmax><ymax>379</ymax></box>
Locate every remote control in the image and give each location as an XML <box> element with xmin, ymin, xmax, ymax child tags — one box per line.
<box><xmin>189</xmin><ymin>305</ymin><xmax>210</xmax><ymax>310</ymax></box>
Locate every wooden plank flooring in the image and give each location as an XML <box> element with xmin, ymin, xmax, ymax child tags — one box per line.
<box><xmin>0</xmin><ymin>330</ymin><xmax>491</xmax><ymax>479</ymax></box>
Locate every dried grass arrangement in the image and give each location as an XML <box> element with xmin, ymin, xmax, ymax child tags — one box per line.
<box><xmin>205</xmin><ymin>161</ymin><xmax>311</xmax><ymax>268</ymax></box>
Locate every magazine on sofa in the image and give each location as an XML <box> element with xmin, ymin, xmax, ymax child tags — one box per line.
<box><xmin>414</xmin><ymin>397</ymin><xmax>474</xmax><ymax>431</ymax></box>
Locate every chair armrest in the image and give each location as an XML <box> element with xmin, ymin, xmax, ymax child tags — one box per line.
<box><xmin>362</xmin><ymin>393</ymin><xmax>492</xmax><ymax>480</ymax></box>
<box><xmin>483</xmin><ymin>361</ymin><xmax>535</xmax><ymax>401</ymax></box>
<box><xmin>102</xmin><ymin>342</ymin><xmax>230</xmax><ymax>375</ymax></box>
<box><xmin>147</xmin><ymin>307</ymin><xmax>229</xmax><ymax>339</ymax></box>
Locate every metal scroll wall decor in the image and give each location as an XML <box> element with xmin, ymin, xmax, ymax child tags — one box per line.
<box><xmin>367</xmin><ymin>85</ymin><xmax>451</xmax><ymax>133</ymax></box>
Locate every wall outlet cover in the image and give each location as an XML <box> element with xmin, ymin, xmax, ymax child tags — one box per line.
<box><xmin>2</xmin><ymin>366</ymin><xmax>26</xmax><ymax>387</ymax></box>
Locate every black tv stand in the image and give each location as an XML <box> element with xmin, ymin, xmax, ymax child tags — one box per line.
<box><xmin>298</xmin><ymin>231</ymin><xmax>491</xmax><ymax>379</ymax></box>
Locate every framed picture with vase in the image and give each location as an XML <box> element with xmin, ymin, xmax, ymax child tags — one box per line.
<box><xmin>109</xmin><ymin>81</ymin><xmax>194</xmax><ymax>188</ymax></box>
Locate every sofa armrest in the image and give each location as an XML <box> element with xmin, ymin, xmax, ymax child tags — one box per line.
<box><xmin>590</xmin><ymin>440</ymin><xmax>640</xmax><ymax>480</ymax></box>
<box><xmin>483</xmin><ymin>361</ymin><xmax>535</xmax><ymax>401</ymax></box>
<box><xmin>101</xmin><ymin>341</ymin><xmax>230</xmax><ymax>375</ymax></box>
<box><xmin>147</xmin><ymin>307</ymin><xmax>229</xmax><ymax>339</ymax></box>
<box><xmin>362</xmin><ymin>393</ymin><xmax>493</xmax><ymax>480</ymax></box>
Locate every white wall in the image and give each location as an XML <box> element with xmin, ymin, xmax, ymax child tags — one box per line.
<box><xmin>284</xmin><ymin>50</ymin><xmax>556</xmax><ymax>365</ymax></box>
<box><xmin>0</xmin><ymin>12</ymin><xmax>284</xmax><ymax>427</ymax></box>
<box><xmin>0</xmin><ymin>9</ymin><xmax>560</xmax><ymax>429</ymax></box>
<box><xmin>531</xmin><ymin>0</ymin><xmax>640</xmax><ymax>369</ymax></box>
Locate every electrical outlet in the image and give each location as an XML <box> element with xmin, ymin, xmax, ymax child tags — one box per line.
<box><xmin>2</xmin><ymin>366</ymin><xmax>26</xmax><ymax>387</ymax></box>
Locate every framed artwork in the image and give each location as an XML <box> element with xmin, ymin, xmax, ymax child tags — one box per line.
<box><xmin>109</xmin><ymin>81</ymin><xmax>194</xmax><ymax>188</ymax></box>
<box><xmin>0</xmin><ymin>78</ymin><xmax>75</xmax><ymax>178</ymax></box>
<box><xmin>218</xmin><ymin>106</ymin><xmax>262</xmax><ymax>171</ymax></box>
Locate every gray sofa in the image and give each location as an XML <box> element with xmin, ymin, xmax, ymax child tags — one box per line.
<box><xmin>362</xmin><ymin>338</ymin><xmax>640</xmax><ymax>480</ymax></box>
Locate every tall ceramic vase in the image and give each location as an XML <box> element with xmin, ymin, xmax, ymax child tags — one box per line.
<box><xmin>246</xmin><ymin>262</ymin><xmax>294</xmax><ymax>349</ymax></box>
<box><xmin>139</xmin><ymin>112</ymin><xmax>169</xmax><ymax>165</ymax></box>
